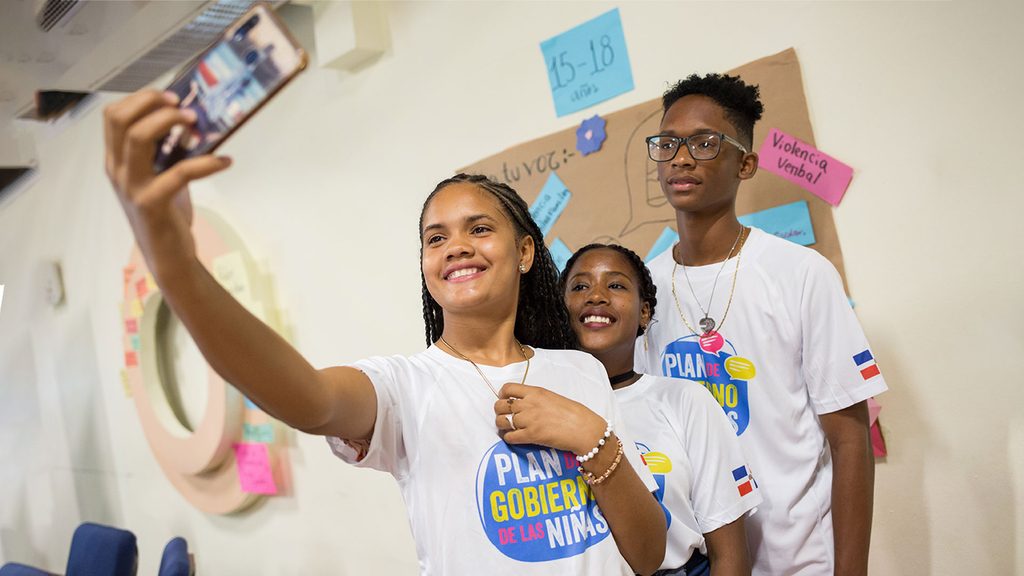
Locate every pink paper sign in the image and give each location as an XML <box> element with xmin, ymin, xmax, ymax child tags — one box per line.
<box><xmin>233</xmin><ymin>442</ymin><xmax>278</xmax><ymax>495</ymax></box>
<box><xmin>758</xmin><ymin>128</ymin><xmax>854</xmax><ymax>206</ymax></box>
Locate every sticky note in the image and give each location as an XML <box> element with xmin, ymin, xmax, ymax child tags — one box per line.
<box><xmin>129</xmin><ymin>298</ymin><xmax>143</xmax><ymax>317</ymax></box>
<box><xmin>540</xmin><ymin>8</ymin><xmax>634</xmax><ymax>117</ymax></box>
<box><xmin>130</xmin><ymin>334</ymin><xmax>140</xmax><ymax>351</ymax></box>
<box><xmin>548</xmin><ymin>238</ymin><xmax>573</xmax><ymax>272</ymax></box>
<box><xmin>738</xmin><ymin>201</ymin><xmax>816</xmax><ymax>246</ymax></box>
<box><xmin>530</xmin><ymin>172</ymin><xmax>571</xmax><ymax>237</ymax></box>
<box><xmin>233</xmin><ymin>442</ymin><xmax>277</xmax><ymax>495</ymax></box>
<box><xmin>120</xmin><ymin>369</ymin><xmax>132</xmax><ymax>398</ymax></box>
<box><xmin>244</xmin><ymin>397</ymin><xmax>260</xmax><ymax>410</ymax></box>
<box><xmin>125</xmin><ymin>318</ymin><xmax>138</xmax><ymax>333</ymax></box>
<box><xmin>758</xmin><ymin>128</ymin><xmax>854</xmax><ymax>206</ymax></box>
<box><xmin>243</xmin><ymin>422</ymin><xmax>275</xmax><ymax>444</ymax></box>
<box><xmin>135</xmin><ymin>277</ymin><xmax>149</xmax><ymax>299</ymax></box>
<box><xmin>125</xmin><ymin>350</ymin><xmax>138</xmax><ymax>367</ymax></box>
<box><xmin>646</xmin><ymin>227</ymin><xmax>678</xmax><ymax>262</ymax></box>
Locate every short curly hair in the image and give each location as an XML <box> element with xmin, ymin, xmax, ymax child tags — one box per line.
<box><xmin>558</xmin><ymin>243</ymin><xmax>657</xmax><ymax>337</ymax></box>
<box><xmin>662</xmin><ymin>73</ymin><xmax>764</xmax><ymax>147</ymax></box>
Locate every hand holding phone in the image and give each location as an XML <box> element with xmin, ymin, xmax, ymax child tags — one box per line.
<box><xmin>154</xmin><ymin>2</ymin><xmax>307</xmax><ymax>173</ymax></box>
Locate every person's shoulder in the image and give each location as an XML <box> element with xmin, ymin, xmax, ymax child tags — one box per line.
<box><xmin>636</xmin><ymin>373</ymin><xmax>708</xmax><ymax>403</ymax></box>
<box><xmin>353</xmin><ymin>347</ymin><xmax>444</xmax><ymax>375</ymax></box>
<box><xmin>535</xmin><ymin>347</ymin><xmax>603</xmax><ymax>370</ymax></box>
<box><xmin>748</xmin><ymin>226</ymin><xmax>836</xmax><ymax>277</ymax></box>
<box><xmin>645</xmin><ymin>246</ymin><xmax>677</xmax><ymax>278</ymax></box>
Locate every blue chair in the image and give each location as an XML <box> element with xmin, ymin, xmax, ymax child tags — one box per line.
<box><xmin>64</xmin><ymin>522</ymin><xmax>137</xmax><ymax>576</ymax></box>
<box><xmin>0</xmin><ymin>564</ymin><xmax>55</xmax><ymax>576</ymax></box>
<box><xmin>157</xmin><ymin>537</ymin><xmax>192</xmax><ymax>576</ymax></box>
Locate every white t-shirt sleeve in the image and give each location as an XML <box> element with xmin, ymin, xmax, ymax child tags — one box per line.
<box><xmin>325</xmin><ymin>356</ymin><xmax>410</xmax><ymax>480</ymax></box>
<box><xmin>677</xmin><ymin>384</ymin><xmax>762</xmax><ymax>532</ymax></box>
<box><xmin>799</xmin><ymin>253</ymin><xmax>888</xmax><ymax>414</ymax></box>
<box><xmin>578</xmin><ymin>353</ymin><xmax>659</xmax><ymax>494</ymax></box>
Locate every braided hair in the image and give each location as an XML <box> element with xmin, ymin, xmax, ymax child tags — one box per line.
<box><xmin>418</xmin><ymin>174</ymin><xmax>576</xmax><ymax>350</ymax></box>
<box><xmin>558</xmin><ymin>243</ymin><xmax>658</xmax><ymax>337</ymax></box>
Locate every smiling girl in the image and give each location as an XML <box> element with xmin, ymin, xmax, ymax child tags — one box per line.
<box><xmin>561</xmin><ymin>244</ymin><xmax>759</xmax><ymax>576</ymax></box>
<box><xmin>103</xmin><ymin>92</ymin><xmax>665</xmax><ymax>575</ymax></box>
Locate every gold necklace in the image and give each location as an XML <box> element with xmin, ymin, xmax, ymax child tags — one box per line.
<box><xmin>438</xmin><ymin>335</ymin><xmax>530</xmax><ymax>397</ymax></box>
<box><xmin>671</xmin><ymin>227</ymin><xmax>748</xmax><ymax>337</ymax></box>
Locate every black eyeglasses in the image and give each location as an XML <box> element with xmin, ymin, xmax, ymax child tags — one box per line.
<box><xmin>645</xmin><ymin>132</ymin><xmax>749</xmax><ymax>163</ymax></box>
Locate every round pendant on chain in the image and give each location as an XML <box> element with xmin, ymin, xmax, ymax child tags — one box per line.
<box><xmin>699</xmin><ymin>316</ymin><xmax>716</xmax><ymax>334</ymax></box>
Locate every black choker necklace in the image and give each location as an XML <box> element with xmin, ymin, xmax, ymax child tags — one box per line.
<box><xmin>609</xmin><ymin>370</ymin><xmax>637</xmax><ymax>385</ymax></box>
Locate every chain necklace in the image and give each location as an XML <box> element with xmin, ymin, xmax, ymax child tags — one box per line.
<box><xmin>438</xmin><ymin>335</ymin><xmax>530</xmax><ymax>398</ymax></box>
<box><xmin>671</xmin><ymin>226</ymin><xmax>749</xmax><ymax>337</ymax></box>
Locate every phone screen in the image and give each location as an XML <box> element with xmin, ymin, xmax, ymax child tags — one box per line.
<box><xmin>154</xmin><ymin>3</ymin><xmax>305</xmax><ymax>172</ymax></box>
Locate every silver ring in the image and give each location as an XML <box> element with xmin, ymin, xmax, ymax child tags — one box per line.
<box><xmin>506</xmin><ymin>413</ymin><xmax>516</xmax><ymax>431</ymax></box>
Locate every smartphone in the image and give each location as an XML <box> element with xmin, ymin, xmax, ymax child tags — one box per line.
<box><xmin>153</xmin><ymin>2</ymin><xmax>308</xmax><ymax>173</ymax></box>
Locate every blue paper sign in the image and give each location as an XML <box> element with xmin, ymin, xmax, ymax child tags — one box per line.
<box><xmin>738</xmin><ymin>201</ymin><xmax>816</xmax><ymax>246</ymax></box>
<box><xmin>540</xmin><ymin>8</ymin><xmax>634</xmax><ymax>117</ymax></box>
<box><xmin>530</xmin><ymin>172</ymin><xmax>572</xmax><ymax>237</ymax></box>
<box><xmin>548</xmin><ymin>238</ymin><xmax>573</xmax><ymax>273</ymax></box>
<box><xmin>646</xmin><ymin>226</ymin><xmax>679</xmax><ymax>262</ymax></box>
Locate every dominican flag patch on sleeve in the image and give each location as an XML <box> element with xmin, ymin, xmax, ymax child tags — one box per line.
<box><xmin>732</xmin><ymin>466</ymin><xmax>755</xmax><ymax>497</ymax></box>
<box><xmin>853</xmin><ymin>349</ymin><xmax>881</xmax><ymax>381</ymax></box>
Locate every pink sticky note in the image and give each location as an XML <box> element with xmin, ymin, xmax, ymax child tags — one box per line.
<box><xmin>870</xmin><ymin>421</ymin><xmax>888</xmax><ymax>457</ymax></box>
<box><xmin>758</xmin><ymin>128</ymin><xmax>854</xmax><ymax>206</ymax></box>
<box><xmin>233</xmin><ymin>442</ymin><xmax>277</xmax><ymax>495</ymax></box>
<box><xmin>867</xmin><ymin>397</ymin><xmax>882</xmax><ymax>426</ymax></box>
<box><xmin>125</xmin><ymin>318</ymin><xmax>138</xmax><ymax>334</ymax></box>
<box><xmin>135</xmin><ymin>277</ymin><xmax>149</xmax><ymax>299</ymax></box>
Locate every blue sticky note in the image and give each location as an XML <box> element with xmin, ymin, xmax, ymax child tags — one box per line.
<box><xmin>646</xmin><ymin>227</ymin><xmax>679</xmax><ymax>262</ymax></box>
<box><xmin>540</xmin><ymin>8</ymin><xmax>634</xmax><ymax>117</ymax></box>
<box><xmin>244</xmin><ymin>397</ymin><xmax>259</xmax><ymax>410</ymax></box>
<box><xmin>530</xmin><ymin>172</ymin><xmax>572</xmax><ymax>237</ymax></box>
<box><xmin>549</xmin><ymin>238</ymin><xmax>573</xmax><ymax>273</ymax></box>
<box><xmin>738</xmin><ymin>201</ymin><xmax>816</xmax><ymax>246</ymax></box>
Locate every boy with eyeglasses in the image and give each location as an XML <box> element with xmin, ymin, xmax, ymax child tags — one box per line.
<box><xmin>634</xmin><ymin>73</ymin><xmax>887</xmax><ymax>575</ymax></box>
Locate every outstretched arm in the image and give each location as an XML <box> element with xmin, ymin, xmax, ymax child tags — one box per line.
<box><xmin>104</xmin><ymin>90</ymin><xmax>376</xmax><ymax>440</ymax></box>
<box><xmin>820</xmin><ymin>400</ymin><xmax>874</xmax><ymax>576</ymax></box>
<box><xmin>495</xmin><ymin>383</ymin><xmax>666</xmax><ymax>575</ymax></box>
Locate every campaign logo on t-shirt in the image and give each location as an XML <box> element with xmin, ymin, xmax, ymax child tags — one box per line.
<box><xmin>476</xmin><ymin>442</ymin><xmax>610</xmax><ymax>562</ymax></box>
<box><xmin>636</xmin><ymin>442</ymin><xmax>673</xmax><ymax>528</ymax></box>
<box><xmin>661</xmin><ymin>335</ymin><xmax>757</xmax><ymax>436</ymax></box>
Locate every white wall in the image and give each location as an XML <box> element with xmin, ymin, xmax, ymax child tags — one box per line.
<box><xmin>1</xmin><ymin>1</ymin><xmax>1021</xmax><ymax>574</ymax></box>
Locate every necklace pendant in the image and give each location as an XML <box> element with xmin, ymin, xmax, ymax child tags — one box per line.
<box><xmin>699</xmin><ymin>316</ymin><xmax>716</xmax><ymax>334</ymax></box>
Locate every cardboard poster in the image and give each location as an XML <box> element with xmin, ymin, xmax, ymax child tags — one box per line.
<box><xmin>461</xmin><ymin>48</ymin><xmax>848</xmax><ymax>288</ymax></box>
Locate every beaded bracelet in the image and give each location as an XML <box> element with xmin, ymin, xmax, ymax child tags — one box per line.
<box><xmin>575</xmin><ymin>419</ymin><xmax>613</xmax><ymax>464</ymax></box>
<box><xmin>577</xmin><ymin>438</ymin><xmax>624</xmax><ymax>487</ymax></box>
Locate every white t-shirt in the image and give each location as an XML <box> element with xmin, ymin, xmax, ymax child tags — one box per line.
<box><xmin>615</xmin><ymin>374</ymin><xmax>761</xmax><ymax>571</ymax></box>
<box><xmin>328</xmin><ymin>345</ymin><xmax>659</xmax><ymax>576</ymax></box>
<box><xmin>635</xmin><ymin>227</ymin><xmax>888</xmax><ymax>576</ymax></box>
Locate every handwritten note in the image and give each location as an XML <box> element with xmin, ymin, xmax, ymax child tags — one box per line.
<box><xmin>540</xmin><ymin>8</ymin><xmax>634</xmax><ymax>117</ymax></box>
<box><xmin>548</xmin><ymin>237</ymin><xmax>573</xmax><ymax>272</ymax></box>
<box><xmin>738</xmin><ymin>201</ymin><xmax>816</xmax><ymax>246</ymax></box>
<box><xmin>234</xmin><ymin>442</ymin><xmax>277</xmax><ymax>495</ymax></box>
<box><xmin>530</xmin><ymin>172</ymin><xmax>572</xmax><ymax>237</ymax></box>
<box><xmin>758</xmin><ymin>128</ymin><xmax>854</xmax><ymax>206</ymax></box>
<box><xmin>645</xmin><ymin>227</ymin><xmax>679</xmax><ymax>262</ymax></box>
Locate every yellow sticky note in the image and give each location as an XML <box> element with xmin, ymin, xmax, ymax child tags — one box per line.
<box><xmin>130</xmin><ymin>298</ymin><xmax>143</xmax><ymax>317</ymax></box>
<box><xmin>120</xmin><ymin>369</ymin><xmax>132</xmax><ymax>398</ymax></box>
